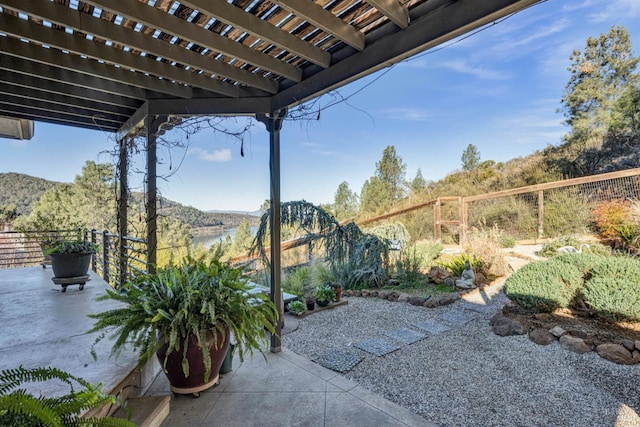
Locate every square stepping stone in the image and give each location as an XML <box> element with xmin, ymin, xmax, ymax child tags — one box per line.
<box><xmin>461</xmin><ymin>301</ymin><xmax>495</xmax><ymax>314</ymax></box>
<box><xmin>384</xmin><ymin>328</ymin><xmax>426</xmax><ymax>345</ymax></box>
<box><xmin>354</xmin><ymin>338</ymin><xmax>400</xmax><ymax>356</ymax></box>
<box><xmin>439</xmin><ymin>310</ymin><xmax>476</xmax><ymax>325</ymax></box>
<box><xmin>412</xmin><ymin>319</ymin><xmax>452</xmax><ymax>334</ymax></box>
<box><xmin>314</xmin><ymin>349</ymin><xmax>362</xmax><ymax>373</ymax></box>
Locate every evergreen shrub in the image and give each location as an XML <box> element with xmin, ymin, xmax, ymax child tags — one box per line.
<box><xmin>503</xmin><ymin>260</ymin><xmax>583</xmax><ymax>311</ymax></box>
<box><xmin>583</xmin><ymin>277</ymin><xmax>640</xmax><ymax>322</ymax></box>
<box><xmin>589</xmin><ymin>256</ymin><xmax>640</xmax><ymax>281</ymax></box>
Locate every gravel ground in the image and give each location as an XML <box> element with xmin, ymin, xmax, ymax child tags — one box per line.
<box><xmin>282</xmin><ymin>294</ymin><xmax>640</xmax><ymax>427</ymax></box>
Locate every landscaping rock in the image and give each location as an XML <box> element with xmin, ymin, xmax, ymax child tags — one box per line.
<box><xmin>427</xmin><ymin>266</ymin><xmax>451</xmax><ymax>282</ymax></box>
<box><xmin>437</xmin><ymin>295</ymin><xmax>458</xmax><ymax>306</ymax></box>
<box><xmin>424</xmin><ymin>298</ymin><xmax>439</xmax><ymax>308</ymax></box>
<box><xmin>489</xmin><ymin>313</ymin><xmax>503</xmax><ymax>327</ymax></box>
<box><xmin>549</xmin><ymin>326</ymin><xmax>566</xmax><ymax>338</ymax></box>
<box><xmin>533</xmin><ymin>313</ymin><xmax>553</xmax><ymax>321</ymax></box>
<box><xmin>529</xmin><ymin>328</ymin><xmax>556</xmax><ymax>345</ymax></box>
<box><xmin>378</xmin><ymin>291</ymin><xmax>389</xmax><ymax>300</ymax></box>
<box><xmin>565</xmin><ymin>329</ymin><xmax>589</xmax><ymax>340</ymax></box>
<box><xmin>360</xmin><ymin>290</ymin><xmax>369</xmax><ymax>297</ymax></box>
<box><xmin>397</xmin><ymin>293</ymin><xmax>411</xmax><ymax>303</ymax></box>
<box><xmin>559</xmin><ymin>335</ymin><xmax>592</xmax><ymax>354</ymax></box>
<box><xmin>409</xmin><ymin>296</ymin><xmax>424</xmax><ymax>306</ymax></box>
<box><xmin>474</xmin><ymin>272</ymin><xmax>486</xmax><ymax>287</ymax></box>
<box><xmin>633</xmin><ymin>350</ymin><xmax>640</xmax><ymax>363</ymax></box>
<box><xmin>596</xmin><ymin>343</ymin><xmax>636</xmax><ymax>365</ymax></box>
<box><xmin>636</xmin><ymin>340</ymin><xmax>640</xmax><ymax>351</ymax></box>
<box><xmin>369</xmin><ymin>290</ymin><xmax>379</xmax><ymax>297</ymax></box>
<box><xmin>622</xmin><ymin>339</ymin><xmax>635</xmax><ymax>352</ymax></box>
<box><xmin>343</xmin><ymin>290</ymin><xmax>353</xmax><ymax>297</ymax></box>
<box><xmin>388</xmin><ymin>279</ymin><xmax>400</xmax><ymax>286</ymax></box>
<box><xmin>352</xmin><ymin>290</ymin><xmax>362</xmax><ymax>297</ymax></box>
<box><xmin>387</xmin><ymin>291</ymin><xmax>400</xmax><ymax>302</ymax></box>
<box><xmin>492</xmin><ymin>316</ymin><xmax>525</xmax><ymax>336</ymax></box>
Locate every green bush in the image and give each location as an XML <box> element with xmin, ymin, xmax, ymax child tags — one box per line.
<box><xmin>437</xmin><ymin>253</ymin><xmax>483</xmax><ymax>277</ymax></box>
<box><xmin>589</xmin><ymin>256</ymin><xmax>640</xmax><ymax>281</ymax></box>
<box><xmin>551</xmin><ymin>252</ymin><xmax>604</xmax><ymax>274</ymax></box>
<box><xmin>503</xmin><ymin>260</ymin><xmax>583</xmax><ymax>311</ymax></box>
<box><xmin>539</xmin><ymin>236</ymin><xmax>610</xmax><ymax>257</ymax></box>
<box><xmin>543</xmin><ymin>188</ymin><xmax>594</xmax><ymax>236</ymax></box>
<box><xmin>281</xmin><ymin>266</ymin><xmax>312</xmax><ymax>298</ymax></box>
<box><xmin>583</xmin><ymin>277</ymin><xmax>640</xmax><ymax>322</ymax></box>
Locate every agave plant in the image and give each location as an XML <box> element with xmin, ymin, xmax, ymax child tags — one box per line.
<box><xmin>0</xmin><ymin>365</ymin><xmax>134</xmax><ymax>427</ymax></box>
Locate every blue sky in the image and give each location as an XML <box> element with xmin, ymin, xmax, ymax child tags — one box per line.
<box><xmin>2</xmin><ymin>0</ymin><xmax>640</xmax><ymax>212</ymax></box>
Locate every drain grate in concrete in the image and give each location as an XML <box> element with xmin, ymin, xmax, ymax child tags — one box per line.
<box><xmin>384</xmin><ymin>328</ymin><xmax>426</xmax><ymax>345</ymax></box>
<box><xmin>412</xmin><ymin>319</ymin><xmax>452</xmax><ymax>334</ymax></box>
<box><xmin>438</xmin><ymin>310</ymin><xmax>476</xmax><ymax>325</ymax></box>
<box><xmin>460</xmin><ymin>302</ymin><xmax>495</xmax><ymax>314</ymax></box>
<box><xmin>314</xmin><ymin>349</ymin><xmax>362</xmax><ymax>373</ymax></box>
<box><xmin>354</xmin><ymin>338</ymin><xmax>400</xmax><ymax>356</ymax></box>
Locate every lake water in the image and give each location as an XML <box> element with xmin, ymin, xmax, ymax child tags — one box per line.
<box><xmin>192</xmin><ymin>226</ymin><xmax>258</xmax><ymax>248</ymax></box>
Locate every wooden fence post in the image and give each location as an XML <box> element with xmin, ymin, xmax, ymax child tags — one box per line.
<box><xmin>434</xmin><ymin>198</ymin><xmax>441</xmax><ymax>242</ymax></box>
<box><xmin>537</xmin><ymin>190</ymin><xmax>544</xmax><ymax>239</ymax></box>
<box><xmin>460</xmin><ymin>198</ymin><xmax>468</xmax><ymax>246</ymax></box>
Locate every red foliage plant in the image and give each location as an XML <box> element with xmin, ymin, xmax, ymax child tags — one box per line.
<box><xmin>591</xmin><ymin>199</ymin><xmax>632</xmax><ymax>240</ymax></box>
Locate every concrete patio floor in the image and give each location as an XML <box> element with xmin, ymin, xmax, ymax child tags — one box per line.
<box><xmin>0</xmin><ymin>266</ymin><xmax>433</xmax><ymax>426</ymax></box>
<box><xmin>147</xmin><ymin>345</ymin><xmax>433</xmax><ymax>427</ymax></box>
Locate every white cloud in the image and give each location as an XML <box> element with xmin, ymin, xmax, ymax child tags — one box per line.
<box><xmin>382</xmin><ymin>107</ymin><xmax>433</xmax><ymax>121</ymax></box>
<box><xmin>188</xmin><ymin>147</ymin><xmax>232</xmax><ymax>162</ymax></box>
<box><xmin>584</xmin><ymin>0</ymin><xmax>640</xmax><ymax>22</ymax></box>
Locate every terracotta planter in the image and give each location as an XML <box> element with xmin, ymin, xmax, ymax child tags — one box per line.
<box><xmin>333</xmin><ymin>287</ymin><xmax>343</xmax><ymax>302</ymax></box>
<box><xmin>50</xmin><ymin>253</ymin><xmax>92</xmax><ymax>278</ymax></box>
<box><xmin>156</xmin><ymin>326</ymin><xmax>230</xmax><ymax>395</ymax></box>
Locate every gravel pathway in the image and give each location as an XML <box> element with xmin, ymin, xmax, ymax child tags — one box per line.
<box><xmin>282</xmin><ymin>294</ymin><xmax>640</xmax><ymax>427</ymax></box>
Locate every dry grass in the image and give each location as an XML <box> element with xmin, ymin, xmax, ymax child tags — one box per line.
<box><xmin>465</xmin><ymin>225</ymin><xmax>509</xmax><ymax>277</ymax></box>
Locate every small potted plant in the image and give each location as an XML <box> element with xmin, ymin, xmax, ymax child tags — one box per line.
<box><xmin>287</xmin><ymin>300</ymin><xmax>306</xmax><ymax>316</ymax></box>
<box><xmin>88</xmin><ymin>252</ymin><xmax>278</xmax><ymax>396</ymax></box>
<box><xmin>305</xmin><ymin>295</ymin><xmax>316</xmax><ymax>311</ymax></box>
<box><xmin>314</xmin><ymin>285</ymin><xmax>336</xmax><ymax>307</ymax></box>
<box><xmin>46</xmin><ymin>238</ymin><xmax>98</xmax><ymax>279</ymax></box>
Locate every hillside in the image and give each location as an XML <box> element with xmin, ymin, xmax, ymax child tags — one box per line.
<box><xmin>0</xmin><ymin>172</ymin><xmax>258</xmax><ymax>230</ymax></box>
<box><xmin>0</xmin><ymin>173</ymin><xmax>58</xmax><ymax>215</ymax></box>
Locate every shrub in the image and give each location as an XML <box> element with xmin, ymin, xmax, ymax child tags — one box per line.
<box><xmin>281</xmin><ymin>266</ymin><xmax>312</xmax><ymax>298</ymax></box>
<box><xmin>550</xmin><ymin>252</ymin><xmax>604</xmax><ymax>274</ymax></box>
<box><xmin>287</xmin><ymin>300</ymin><xmax>306</xmax><ymax>315</ymax></box>
<box><xmin>583</xmin><ymin>277</ymin><xmax>640</xmax><ymax>322</ymax></box>
<box><xmin>591</xmin><ymin>199</ymin><xmax>632</xmax><ymax>240</ymax></box>
<box><xmin>589</xmin><ymin>256</ymin><xmax>640</xmax><ymax>282</ymax></box>
<box><xmin>411</xmin><ymin>240</ymin><xmax>443</xmax><ymax>269</ymax></box>
<box><xmin>503</xmin><ymin>259</ymin><xmax>583</xmax><ymax>312</ymax></box>
<box><xmin>464</xmin><ymin>225</ymin><xmax>509</xmax><ymax>276</ymax></box>
<box><xmin>539</xmin><ymin>236</ymin><xmax>610</xmax><ymax>258</ymax></box>
<box><xmin>437</xmin><ymin>253</ymin><xmax>483</xmax><ymax>277</ymax></box>
<box><xmin>543</xmin><ymin>188</ymin><xmax>594</xmax><ymax>236</ymax></box>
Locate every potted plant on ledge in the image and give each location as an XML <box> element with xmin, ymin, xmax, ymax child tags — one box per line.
<box><xmin>88</xmin><ymin>253</ymin><xmax>278</xmax><ymax>396</ymax></box>
<box><xmin>314</xmin><ymin>285</ymin><xmax>336</xmax><ymax>307</ymax></box>
<box><xmin>46</xmin><ymin>238</ymin><xmax>98</xmax><ymax>291</ymax></box>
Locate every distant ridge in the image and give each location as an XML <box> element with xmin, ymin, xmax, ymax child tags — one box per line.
<box><xmin>207</xmin><ymin>209</ymin><xmax>262</xmax><ymax>217</ymax></box>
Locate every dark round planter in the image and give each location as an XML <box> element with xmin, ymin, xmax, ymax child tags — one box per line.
<box><xmin>156</xmin><ymin>326</ymin><xmax>230</xmax><ymax>395</ymax></box>
<box><xmin>50</xmin><ymin>253</ymin><xmax>92</xmax><ymax>278</ymax></box>
<box><xmin>306</xmin><ymin>301</ymin><xmax>315</xmax><ymax>311</ymax></box>
<box><xmin>316</xmin><ymin>299</ymin><xmax>330</xmax><ymax>307</ymax></box>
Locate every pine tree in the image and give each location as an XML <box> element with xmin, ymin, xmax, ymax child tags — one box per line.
<box><xmin>461</xmin><ymin>144</ymin><xmax>481</xmax><ymax>171</ymax></box>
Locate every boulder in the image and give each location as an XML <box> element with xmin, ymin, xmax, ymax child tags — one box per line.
<box><xmin>343</xmin><ymin>290</ymin><xmax>353</xmax><ymax>297</ymax></box>
<box><xmin>387</xmin><ymin>291</ymin><xmax>400</xmax><ymax>302</ymax></box>
<box><xmin>633</xmin><ymin>350</ymin><xmax>640</xmax><ymax>364</ymax></box>
<box><xmin>409</xmin><ymin>296</ymin><xmax>425</xmax><ymax>306</ymax></box>
<box><xmin>424</xmin><ymin>298</ymin><xmax>439</xmax><ymax>308</ymax></box>
<box><xmin>397</xmin><ymin>293</ymin><xmax>411</xmax><ymax>303</ymax></box>
<box><xmin>549</xmin><ymin>326</ymin><xmax>566</xmax><ymax>338</ymax></box>
<box><xmin>351</xmin><ymin>290</ymin><xmax>362</xmax><ymax>297</ymax></box>
<box><xmin>360</xmin><ymin>290</ymin><xmax>369</xmax><ymax>297</ymax></box>
<box><xmin>559</xmin><ymin>335</ymin><xmax>592</xmax><ymax>354</ymax></box>
<box><xmin>622</xmin><ymin>339</ymin><xmax>635</xmax><ymax>352</ymax></box>
<box><xmin>369</xmin><ymin>290</ymin><xmax>379</xmax><ymax>297</ymax></box>
<box><xmin>474</xmin><ymin>272</ymin><xmax>487</xmax><ymax>287</ymax></box>
<box><xmin>427</xmin><ymin>266</ymin><xmax>451</xmax><ymax>282</ymax></box>
<box><xmin>437</xmin><ymin>294</ymin><xmax>458</xmax><ymax>306</ymax></box>
<box><xmin>492</xmin><ymin>317</ymin><xmax>525</xmax><ymax>336</ymax></box>
<box><xmin>378</xmin><ymin>290</ymin><xmax>390</xmax><ymax>300</ymax></box>
<box><xmin>636</xmin><ymin>340</ymin><xmax>640</xmax><ymax>351</ymax></box>
<box><xmin>529</xmin><ymin>328</ymin><xmax>556</xmax><ymax>345</ymax></box>
<box><xmin>388</xmin><ymin>279</ymin><xmax>400</xmax><ymax>286</ymax></box>
<box><xmin>596</xmin><ymin>343</ymin><xmax>636</xmax><ymax>365</ymax></box>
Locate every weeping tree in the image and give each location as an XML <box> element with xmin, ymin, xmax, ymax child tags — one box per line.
<box><xmin>252</xmin><ymin>200</ymin><xmax>390</xmax><ymax>288</ymax></box>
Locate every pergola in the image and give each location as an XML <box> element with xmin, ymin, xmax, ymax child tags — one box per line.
<box><xmin>0</xmin><ymin>0</ymin><xmax>540</xmax><ymax>351</ymax></box>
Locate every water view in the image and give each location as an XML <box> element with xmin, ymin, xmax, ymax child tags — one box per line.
<box><xmin>192</xmin><ymin>226</ymin><xmax>258</xmax><ymax>248</ymax></box>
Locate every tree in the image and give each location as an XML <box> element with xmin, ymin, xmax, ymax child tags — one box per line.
<box><xmin>560</xmin><ymin>26</ymin><xmax>639</xmax><ymax>153</ymax></box>
<box><xmin>375</xmin><ymin>145</ymin><xmax>407</xmax><ymax>201</ymax></box>
<box><xmin>333</xmin><ymin>181</ymin><xmax>358</xmax><ymax>220</ymax></box>
<box><xmin>461</xmin><ymin>144</ymin><xmax>481</xmax><ymax>171</ymax></box>
<box><xmin>360</xmin><ymin>146</ymin><xmax>407</xmax><ymax>215</ymax></box>
<box><xmin>229</xmin><ymin>219</ymin><xmax>255</xmax><ymax>256</ymax></box>
<box><xmin>410</xmin><ymin>168</ymin><xmax>427</xmax><ymax>194</ymax></box>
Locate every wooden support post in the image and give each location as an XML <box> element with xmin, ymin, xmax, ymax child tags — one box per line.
<box><xmin>257</xmin><ymin>109</ymin><xmax>287</xmax><ymax>353</ymax></box>
<box><xmin>145</xmin><ymin>115</ymin><xmax>166</xmax><ymax>275</ymax></box>
<box><xmin>460</xmin><ymin>198</ymin><xmax>468</xmax><ymax>246</ymax></box>
<box><xmin>118</xmin><ymin>137</ymin><xmax>129</xmax><ymax>287</ymax></box>
<box><xmin>537</xmin><ymin>190</ymin><xmax>544</xmax><ymax>240</ymax></box>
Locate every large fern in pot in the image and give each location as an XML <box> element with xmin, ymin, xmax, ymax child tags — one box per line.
<box><xmin>88</xmin><ymin>252</ymin><xmax>278</xmax><ymax>392</ymax></box>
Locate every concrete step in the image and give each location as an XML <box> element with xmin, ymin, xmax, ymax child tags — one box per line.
<box><xmin>114</xmin><ymin>395</ymin><xmax>171</xmax><ymax>427</ymax></box>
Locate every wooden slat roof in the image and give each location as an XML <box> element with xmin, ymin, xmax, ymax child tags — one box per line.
<box><xmin>0</xmin><ymin>0</ymin><xmax>540</xmax><ymax>136</ymax></box>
